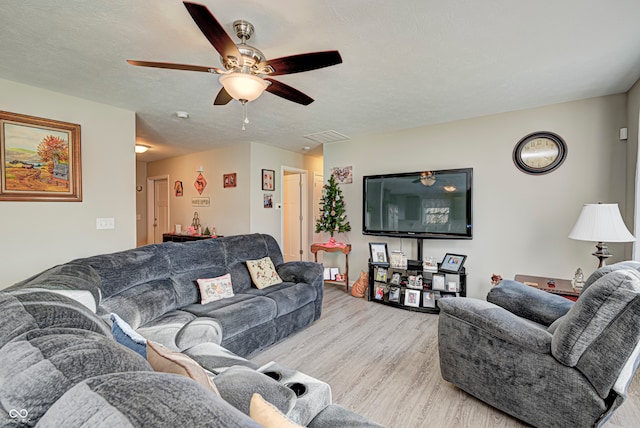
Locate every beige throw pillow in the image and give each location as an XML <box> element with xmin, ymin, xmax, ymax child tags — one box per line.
<box><xmin>250</xmin><ymin>393</ymin><xmax>303</xmax><ymax>428</ymax></box>
<box><xmin>246</xmin><ymin>257</ymin><xmax>283</xmax><ymax>289</ymax></box>
<box><xmin>197</xmin><ymin>273</ymin><xmax>234</xmax><ymax>304</ymax></box>
<box><xmin>146</xmin><ymin>340</ymin><xmax>220</xmax><ymax>396</ymax></box>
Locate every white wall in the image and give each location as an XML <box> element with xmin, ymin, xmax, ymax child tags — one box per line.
<box><xmin>0</xmin><ymin>78</ymin><xmax>136</xmax><ymax>289</ymax></box>
<box><xmin>323</xmin><ymin>95</ymin><xmax>630</xmax><ymax>299</ymax></box>
<box><xmin>136</xmin><ymin>161</ymin><xmax>148</xmax><ymax>246</ymax></box>
<box><xmin>304</xmin><ymin>154</ymin><xmax>324</xmax><ymax>254</ymax></box>
<box><xmin>146</xmin><ymin>141</ymin><xmax>312</xmax><ymax>249</ymax></box>
<box><xmin>249</xmin><ymin>142</ymin><xmax>307</xmax><ymax>243</ymax></box>
<box><xmin>147</xmin><ymin>143</ymin><xmax>252</xmax><ymax>237</ymax></box>
<box><xmin>627</xmin><ymin>79</ymin><xmax>640</xmax><ymax>258</ymax></box>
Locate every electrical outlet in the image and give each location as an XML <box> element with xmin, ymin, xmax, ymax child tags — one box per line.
<box><xmin>96</xmin><ymin>218</ymin><xmax>115</xmax><ymax>229</ymax></box>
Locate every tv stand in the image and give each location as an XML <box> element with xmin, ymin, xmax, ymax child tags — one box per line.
<box><xmin>367</xmin><ymin>262</ymin><xmax>466</xmax><ymax>313</ymax></box>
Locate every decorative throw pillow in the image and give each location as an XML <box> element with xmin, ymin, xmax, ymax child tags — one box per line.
<box><xmin>246</xmin><ymin>257</ymin><xmax>283</xmax><ymax>289</ymax></box>
<box><xmin>111</xmin><ymin>313</ymin><xmax>147</xmax><ymax>358</ymax></box>
<box><xmin>146</xmin><ymin>340</ymin><xmax>220</xmax><ymax>397</ymax></box>
<box><xmin>197</xmin><ymin>273</ymin><xmax>234</xmax><ymax>304</ymax></box>
<box><xmin>250</xmin><ymin>393</ymin><xmax>303</xmax><ymax>428</ymax></box>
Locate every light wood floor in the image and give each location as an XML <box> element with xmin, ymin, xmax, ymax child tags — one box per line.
<box><xmin>251</xmin><ymin>285</ymin><xmax>640</xmax><ymax>428</ymax></box>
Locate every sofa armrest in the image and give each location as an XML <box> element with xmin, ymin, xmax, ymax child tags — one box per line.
<box><xmin>276</xmin><ymin>261</ymin><xmax>324</xmax><ymax>285</ymax></box>
<box><xmin>487</xmin><ymin>279</ymin><xmax>574</xmax><ymax>326</ymax></box>
<box><xmin>438</xmin><ymin>297</ymin><xmax>552</xmax><ymax>354</ymax></box>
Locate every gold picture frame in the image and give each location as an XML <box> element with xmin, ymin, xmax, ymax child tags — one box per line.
<box><xmin>0</xmin><ymin>111</ymin><xmax>81</xmax><ymax>201</ymax></box>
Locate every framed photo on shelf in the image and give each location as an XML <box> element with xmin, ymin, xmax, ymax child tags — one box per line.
<box><xmin>389</xmin><ymin>271</ymin><xmax>401</xmax><ymax>285</ymax></box>
<box><xmin>390</xmin><ymin>251</ymin><xmax>407</xmax><ymax>269</ymax></box>
<box><xmin>445</xmin><ymin>273</ymin><xmax>460</xmax><ymax>292</ymax></box>
<box><xmin>440</xmin><ymin>253</ymin><xmax>467</xmax><ymax>273</ymax></box>
<box><xmin>374</xmin><ymin>285</ymin><xmax>386</xmax><ymax>300</ymax></box>
<box><xmin>422</xmin><ymin>291</ymin><xmax>437</xmax><ymax>308</ymax></box>
<box><xmin>404</xmin><ymin>289</ymin><xmax>420</xmax><ymax>307</ymax></box>
<box><xmin>262</xmin><ymin>169</ymin><xmax>275</xmax><ymax>191</ymax></box>
<box><xmin>388</xmin><ymin>286</ymin><xmax>400</xmax><ymax>303</ymax></box>
<box><xmin>374</xmin><ymin>267</ymin><xmax>388</xmax><ymax>282</ymax></box>
<box><xmin>432</xmin><ymin>273</ymin><xmax>446</xmax><ymax>291</ymax></box>
<box><xmin>369</xmin><ymin>242</ymin><xmax>389</xmax><ymax>266</ymax></box>
<box><xmin>407</xmin><ymin>274</ymin><xmax>423</xmax><ymax>290</ymax></box>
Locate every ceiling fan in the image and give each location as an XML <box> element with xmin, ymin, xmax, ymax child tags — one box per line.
<box><xmin>127</xmin><ymin>1</ymin><xmax>342</xmax><ymax>107</ymax></box>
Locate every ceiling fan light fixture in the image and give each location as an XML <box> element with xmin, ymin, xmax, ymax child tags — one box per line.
<box><xmin>135</xmin><ymin>144</ymin><xmax>150</xmax><ymax>154</ymax></box>
<box><xmin>420</xmin><ymin>171</ymin><xmax>436</xmax><ymax>186</ymax></box>
<box><xmin>219</xmin><ymin>72</ymin><xmax>268</xmax><ymax>102</ymax></box>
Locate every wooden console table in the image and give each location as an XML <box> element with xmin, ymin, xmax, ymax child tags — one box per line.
<box><xmin>162</xmin><ymin>233</ymin><xmax>221</xmax><ymax>243</ymax></box>
<box><xmin>514</xmin><ymin>274</ymin><xmax>580</xmax><ymax>301</ymax></box>
<box><xmin>311</xmin><ymin>242</ymin><xmax>352</xmax><ymax>292</ymax></box>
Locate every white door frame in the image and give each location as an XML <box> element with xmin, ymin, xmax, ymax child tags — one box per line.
<box><xmin>147</xmin><ymin>174</ymin><xmax>170</xmax><ymax>244</ymax></box>
<box><xmin>312</xmin><ymin>171</ymin><xmax>324</xmax><ymax>246</ymax></box>
<box><xmin>281</xmin><ymin>166</ymin><xmax>309</xmax><ymax>261</ymax></box>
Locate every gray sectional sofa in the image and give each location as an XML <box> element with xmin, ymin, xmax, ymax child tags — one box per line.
<box><xmin>0</xmin><ymin>233</ymin><xmax>382</xmax><ymax>427</ymax></box>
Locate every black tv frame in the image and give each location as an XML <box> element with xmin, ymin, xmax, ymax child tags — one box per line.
<box><xmin>362</xmin><ymin>168</ymin><xmax>473</xmax><ymax>240</ymax></box>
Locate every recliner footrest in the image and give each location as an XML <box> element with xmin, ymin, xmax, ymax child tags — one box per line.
<box><xmin>257</xmin><ymin>361</ymin><xmax>332</xmax><ymax>426</ymax></box>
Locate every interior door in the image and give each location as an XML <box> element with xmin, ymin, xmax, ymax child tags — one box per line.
<box><xmin>150</xmin><ymin>178</ymin><xmax>169</xmax><ymax>244</ymax></box>
<box><xmin>283</xmin><ymin>173</ymin><xmax>302</xmax><ymax>262</ymax></box>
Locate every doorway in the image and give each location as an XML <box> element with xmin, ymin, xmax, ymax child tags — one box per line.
<box><xmin>282</xmin><ymin>168</ymin><xmax>308</xmax><ymax>262</ymax></box>
<box><xmin>312</xmin><ymin>172</ymin><xmax>324</xmax><ymax>246</ymax></box>
<box><xmin>147</xmin><ymin>175</ymin><xmax>170</xmax><ymax>244</ymax></box>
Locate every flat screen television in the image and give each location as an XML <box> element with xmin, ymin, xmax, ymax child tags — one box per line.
<box><xmin>362</xmin><ymin>168</ymin><xmax>472</xmax><ymax>239</ymax></box>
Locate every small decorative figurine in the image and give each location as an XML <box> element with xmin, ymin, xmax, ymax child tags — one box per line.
<box><xmin>572</xmin><ymin>268</ymin><xmax>585</xmax><ymax>293</ymax></box>
<box><xmin>491</xmin><ymin>274</ymin><xmax>503</xmax><ymax>286</ymax></box>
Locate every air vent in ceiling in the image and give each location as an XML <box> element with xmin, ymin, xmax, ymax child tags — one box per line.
<box><xmin>303</xmin><ymin>130</ymin><xmax>350</xmax><ymax>144</ymax></box>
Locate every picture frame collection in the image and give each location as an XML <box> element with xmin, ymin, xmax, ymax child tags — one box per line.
<box><xmin>370</xmin><ymin>248</ymin><xmax>466</xmax><ymax>311</ymax></box>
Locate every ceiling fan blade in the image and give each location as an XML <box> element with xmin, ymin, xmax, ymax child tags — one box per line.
<box><xmin>263</xmin><ymin>51</ymin><xmax>342</xmax><ymax>76</ymax></box>
<box><xmin>264</xmin><ymin>78</ymin><xmax>313</xmax><ymax>105</ymax></box>
<box><xmin>183</xmin><ymin>1</ymin><xmax>242</xmax><ymax>64</ymax></box>
<box><xmin>214</xmin><ymin>87</ymin><xmax>233</xmax><ymax>105</ymax></box>
<box><xmin>127</xmin><ymin>60</ymin><xmax>223</xmax><ymax>74</ymax></box>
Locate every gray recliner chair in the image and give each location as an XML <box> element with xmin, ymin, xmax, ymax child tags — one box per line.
<box><xmin>437</xmin><ymin>262</ymin><xmax>640</xmax><ymax>428</ymax></box>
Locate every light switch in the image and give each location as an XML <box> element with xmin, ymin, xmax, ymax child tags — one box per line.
<box><xmin>96</xmin><ymin>218</ymin><xmax>115</xmax><ymax>229</ymax></box>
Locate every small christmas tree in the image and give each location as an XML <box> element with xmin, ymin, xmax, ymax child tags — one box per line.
<box><xmin>315</xmin><ymin>174</ymin><xmax>351</xmax><ymax>238</ymax></box>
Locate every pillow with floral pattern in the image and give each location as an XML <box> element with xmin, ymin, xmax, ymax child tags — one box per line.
<box><xmin>246</xmin><ymin>257</ymin><xmax>283</xmax><ymax>289</ymax></box>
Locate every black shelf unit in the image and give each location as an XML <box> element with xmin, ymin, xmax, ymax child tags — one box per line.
<box><xmin>367</xmin><ymin>262</ymin><xmax>466</xmax><ymax>313</ymax></box>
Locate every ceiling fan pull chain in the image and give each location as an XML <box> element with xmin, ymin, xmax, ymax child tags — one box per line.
<box><xmin>242</xmin><ymin>101</ymin><xmax>250</xmax><ymax>131</ymax></box>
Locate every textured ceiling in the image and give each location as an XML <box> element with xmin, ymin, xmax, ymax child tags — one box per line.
<box><xmin>1</xmin><ymin>0</ymin><xmax>640</xmax><ymax>162</ymax></box>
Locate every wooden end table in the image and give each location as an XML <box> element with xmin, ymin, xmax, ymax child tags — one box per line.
<box><xmin>311</xmin><ymin>242</ymin><xmax>352</xmax><ymax>292</ymax></box>
<box><xmin>514</xmin><ymin>274</ymin><xmax>580</xmax><ymax>301</ymax></box>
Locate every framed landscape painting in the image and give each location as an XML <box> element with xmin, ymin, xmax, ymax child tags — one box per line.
<box><xmin>0</xmin><ymin>111</ymin><xmax>82</xmax><ymax>201</ymax></box>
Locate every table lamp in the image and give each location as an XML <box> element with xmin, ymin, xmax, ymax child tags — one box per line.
<box><xmin>568</xmin><ymin>203</ymin><xmax>636</xmax><ymax>268</ymax></box>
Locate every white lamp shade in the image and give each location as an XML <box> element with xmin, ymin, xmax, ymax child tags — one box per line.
<box><xmin>568</xmin><ymin>203</ymin><xmax>636</xmax><ymax>242</ymax></box>
<box><xmin>219</xmin><ymin>73</ymin><xmax>268</xmax><ymax>102</ymax></box>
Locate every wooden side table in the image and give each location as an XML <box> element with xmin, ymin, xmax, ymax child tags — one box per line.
<box><xmin>514</xmin><ymin>274</ymin><xmax>580</xmax><ymax>301</ymax></box>
<box><xmin>311</xmin><ymin>243</ymin><xmax>352</xmax><ymax>292</ymax></box>
<box><xmin>162</xmin><ymin>233</ymin><xmax>222</xmax><ymax>242</ymax></box>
